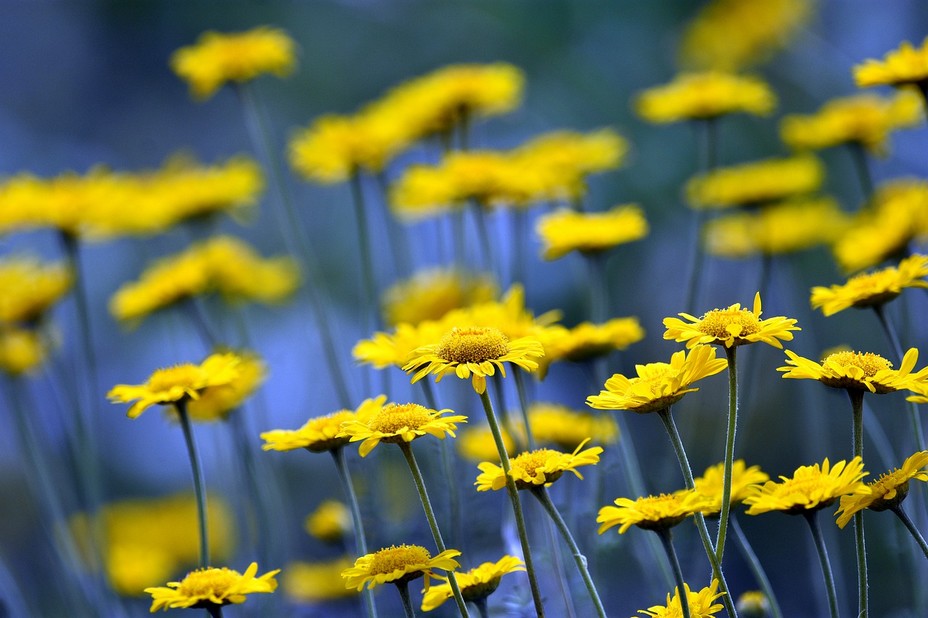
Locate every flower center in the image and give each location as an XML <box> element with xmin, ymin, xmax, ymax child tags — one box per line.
<box><xmin>369</xmin><ymin>403</ymin><xmax>432</xmax><ymax>434</ymax></box>
<box><xmin>176</xmin><ymin>567</ymin><xmax>238</xmax><ymax>598</ymax></box>
<box><xmin>368</xmin><ymin>545</ymin><xmax>431</xmax><ymax>575</ymax></box>
<box><xmin>148</xmin><ymin>364</ymin><xmax>203</xmax><ymax>391</ymax></box>
<box><xmin>824</xmin><ymin>351</ymin><xmax>892</xmax><ymax>377</ymax></box>
<box><xmin>436</xmin><ymin>327</ymin><xmax>509</xmax><ymax>364</ymax></box>
<box><xmin>696</xmin><ymin>308</ymin><xmax>761</xmax><ymax>340</ymax></box>
<box><xmin>512</xmin><ymin>449</ymin><xmax>555</xmax><ymax>476</ymax></box>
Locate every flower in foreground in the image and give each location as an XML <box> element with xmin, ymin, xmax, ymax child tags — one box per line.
<box><xmin>586</xmin><ymin>345</ymin><xmax>728</xmax><ymax>414</ymax></box>
<box><xmin>778</xmin><ymin>348</ymin><xmax>928</xmax><ymax>396</ymax></box>
<box><xmin>744</xmin><ymin>457</ymin><xmax>869</xmax><ymax>515</ymax></box>
<box><xmin>636</xmin><ymin>579</ymin><xmax>725</xmax><ymax>618</ymax></box>
<box><xmin>664</xmin><ymin>292</ymin><xmax>799</xmax><ymax>349</ymax></box>
<box><xmin>405</xmin><ymin>326</ymin><xmax>543</xmax><ymax>394</ymax></box>
<box><xmin>339</xmin><ymin>402</ymin><xmax>467</xmax><ymax>457</ymax></box>
<box><xmin>854</xmin><ymin>36</ymin><xmax>928</xmax><ymax>89</ymax></box>
<box><xmin>342</xmin><ymin>545</ymin><xmax>461</xmax><ymax>592</ymax></box>
<box><xmin>689</xmin><ymin>460</ymin><xmax>770</xmax><ymax>515</ymax></box>
<box><xmin>835</xmin><ymin>451</ymin><xmax>928</xmax><ymax>528</ymax></box>
<box><xmin>107</xmin><ymin>353</ymin><xmax>242</xmax><ymax>419</ymax></box>
<box><xmin>810</xmin><ymin>253</ymin><xmax>928</xmax><ymax>316</ymax></box>
<box><xmin>420</xmin><ymin>555</ymin><xmax>525</xmax><ymax>612</ymax></box>
<box><xmin>535</xmin><ymin>205</ymin><xmax>648</xmax><ymax>260</ymax></box>
<box><xmin>635</xmin><ymin>71</ymin><xmax>775</xmax><ymax>123</ymax></box>
<box><xmin>475</xmin><ymin>438</ymin><xmax>602</xmax><ymax>491</ymax></box>
<box><xmin>597</xmin><ymin>491</ymin><xmax>709</xmax><ymax>534</ymax></box>
<box><xmin>260</xmin><ymin>395</ymin><xmax>386</xmax><ymax>453</ymax></box>
<box><xmin>146</xmin><ymin>562</ymin><xmax>279</xmax><ymax>612</ymax></box>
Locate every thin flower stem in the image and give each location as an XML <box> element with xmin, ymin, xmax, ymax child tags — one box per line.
<box><xmin>207</xmin><ymin>606</ymin><xmax>224</xmax><ymax>618</ymax></box>
<box><xmin>478</xmin><ymin>388</ymin><xmax>546</xmax><ymax>617</ymax></box>
<box><xmin>184</xmin><ymin>298</ymin><xmax>221</xmax><ymax>349</ymax></box>
<box><xmin>397</xmin><ymin>443</ymin><xmax>470</xmax><ymax>618</ymax></box>
<box><xmin>331</xmin><ymin>447</ymin><xmax>378</xmax><ymax>618</ymax></box>
<box><xmin>530</xmin><ymin>487</ymin><xmax>607</xmax><ymax>618</ymax></box>
<box><xmin>848</xmin><ymin>143</ymin><xmax>874</xmax><ymax>204</ymax></box>
<box><xmin>804</xmin><ymin>511</ymin><xmax>840</xmax><ymax>618</ymax></box>
<box><xmin>655</xmin><ymin>529</ymin><xmax>691</xmax><ymax>618</ymax></box>
<box><xmin>731</xmin><ymin>514</ymin><xmax>783</xmax><ymax>618</ymax></box>
<box><xmin>396</xmin><ymin>581</ymin><xmax>417</xmax><ymax>618</ymax></box>
<box><xmin>418</xmin><ymin>380</ymin><xmax>462</xmax><ymax>549</ymax></box>
<box><xmin>848</xmin><ymin>388</ymin><xmax>869</xmax><ymax>618</ymax></box>
<box><xmin>586</xmin><ymin>252</ymin><xmax>609</xmax><ymax>324</ymax></box>
<box><xmin>891</xmin><ymin>505</ymin><xmax>928</xmax><ymax>561</ymax></box>
<box><xmin>656</xmin><ymin>407</ymin><xmax>738</xmax><ymax>618</ymax></box>
<box><xmin>452</xmin><ymin>209</ymin><xmax>468</xmax><ymax>269</ymax></box>
<box><xmin>511</xmin><ymin>208</ymin><xmax>528</xmax><ymax>287</ymax></box>
<box><xmin>471</xmin><ymin>201</ymin><xmax>496</xmax><ymax>274</ymax></box>
<box><xmin>472</xmin><ymin>597</ymin><xmax>490</xmax><ymax>618</ymax></box>
<box><xmin>175</xmin><ymin>400</ymin><xmax>210</xmax><ymax>567</ymax></box>
<box><xmin>350</xmin><ymin>171</ymin><xmax>379</xmax><ymax>335</ymax></box>
<box><xmin>513</xmin><ymin>369</ymin><xmax>536</xmax><ymax>450</ymax></box>
<box><xmin>491</xmin><ymin>373</ymin><xmax>524</xmax><ymax>452</ymax></box>
<box><xmin>683</xmin><ymin>118</ymin><xmax>717</xmax><ymax>312</ymax></box>
<box><xmin>918</xmin><ymin>82</ymin><xmax>928</xmax><ymax>113</ymax></box>
<box><xmin>715</xmin><ymin>346</ymin><xmax>739</xmax><ymax>565</ymax></box>
<box><xmin>375</xmin><ymin>171</ymin><xmax>412</xmax><ymax>277</ymax></box>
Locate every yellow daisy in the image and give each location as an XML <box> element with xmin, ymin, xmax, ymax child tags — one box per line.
<box><xmin>305</xmin><ymin>500</ymin><xmax>352</xmax><ymax>543</ymax></box>
<box><xmin>475</xmin><ymin>439</ymin><xmax>602</xmax><ymax>491</ymax></box>
<box><xmin>184</xmin><ymin>351</ymin><xmax>266</xmax><ymax>422</ymax></box>
<box><xmin>835</xmin><ymin>451</ymin><xmax>928</xmax><ymax>528</ymax></box>
<box><xmin>634</xmin><ymin>72</ymin><xmax>775</xmax><ymax>123</ymax></box>
<box><xmin>381</xmin><ymin>268</ymin><xmax>497</xmax><ymax>327</ymax></box>
<box><xmin>354</xmin><ymin>321</ymin><xmax>451</xmax><ymax>371</ymax></box>
<box><xmin>107</xmin><ymin>353</ymin><xmax>242</xmax><ymax>419</ymax></box>
<box><xmin>686</xmin><ymin>155</ymin><xmax>824</xmax><ymax>209</ymax></box>
<box><xmin>146</xmin><ymin>562</ymin><xmax>279</xmax><ymax>611</ymax></box>
<box><xmin>736</xmin><ymin>590</ymin><xmax>771</xmax><ymax>617</ymax></box>
<box><xmin>260</xmin><ymin>395</ymin><xmax>387</xmax><ymax>453</ymax></box>
<box><xmin>342</xmin><ymin>545</ymin><xmax>461</xmax><ymax>592</ymax></box>
<box><xmin>0</xmin><ymin>326</ymin><xmax>48</xmax><ymax>376</ymax></box>
<box><xmin>170</xmin><ymin>27</ymin><xmax>296</xmax><ymax>100</ymax></box>
<box><xmin>854</xmin><ymin>36</ymin><xmax>928</xmax><ymax>89</ymax></box>
<box><xmin>744</xmin><ymin>457</ymin><xmax>869</xmax><ymax>515</ymax></box>
<box><xmin>586</xmin><ymin>345</ymin><xmax>728</xmax><ymax>414</ymax></box>
<box><xmin>456</xmin><ymin>425</ymin><xmax>520</xmax><ymax>463</ymax></box>
<box><xmin>538</xmin><ymin>318</ymin><xmax>645</xmax><ymax>373</ymax></box>
<box><xmin>339</xmin><ymin>402</ymin><xmax>468</xmax><ymax>457</ymax></box>
<box><xmin>597</xmin><ymin>490</ymin><xmax>709</xmax><ymax>534</ymax></box>
<box><xmin>688</xmin><ymin>460</ymin><xmax>770</xmax><ymax>515</ymax></box>
<box><xmin>637</xmin><ymin>579</ymin><xmax>726</xmax><ymax>618</ymax></box>
<box><xmin>536</xmin><ymin>205</ymin><xmax>649</xmax><ymax>260</ymax></box>
<box><xmin>778</xmin><ymin>348</ymin><xmax>928</xmax><ymax>395</ymax></box>
<box><xmin>282</xmin><ymin>557</ymin><xmax>359</xmax><ymax>603</ymax></box>
<box><xmin>0</xmin><ymin>256</ymin><xmax>72</xmax><ymax>324</ymax></box>
<box><xmin>527</xmin><ymin>402</ymin><xmax>619</xmax><ymax>450</ymax></box>
<box><xmin>405</xmin><ymin>326</ymin><xmax>544</xmax><ymax>395</ymax></box>
<box><xmin>420</xmin><ymin>555</ymin><xmax>525</xmax><ymax>611</ymax></box>
<box><xmin>810</xmin><ymin>254</ymin><xmax>928</xmax><ymax>316</ymax></box>
<box><xmin>663</xmin><ymin>292</ymin><xmax>800</xmax><ymax>349</ymax></box>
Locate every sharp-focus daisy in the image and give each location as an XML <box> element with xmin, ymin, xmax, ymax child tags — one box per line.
<box><xmin>664</xmin><ymin>292</ymin><xmax>799</xmax><ymax>349</ymax></box>
<box><xmin>146</xmin><ymin>562</ymin><xmax>279</xmax><ymax>612</ymax></box>
<box><xmin>854</xmin><ymin>37</ymin><xmax>928</xmax><ymax>89</ymax></box>
<box><xmin>689</xmin><ymin>460</ymin><xmax>770</xmax><ymax>515</ymax></box>
<box><xmin>636</xmin><ymin>579</ymin><xmax>726</xmax><ymax>618</ymax></box>
<box><xmin>475</xmin><ymin>439</ymin><xmax>602</xmax><ymax>491</ymax></box>
<box><xmin>535</xmin><ymin>205</ymin><xmax>648</xmax><ymax>260</ymax></box>
<box><xmin>778</xmin><ymin>348</ymin><xmax>928</xmax><ymax>396</ymax></box>
<box><xmin>634</xmin><ymin>72</ymin><xmax>775</xmax><ymax>123</ymax></box>
<box><xmin>744</xmin><ymin>458</ymin><xmax>869</xmax><ymax>515</ymax></box>
<box><xmin>810</xmin><ymin>254</ymin><xmax>928</xmax><ymax>316</ymax></box>
<box><xmin>339</xmin><ymin>402</ymin><xmax>467</xmax><ymax>457</ymax></box>
<box><xmin>342</xmin><ymin>545</ymin><xmax>461</xmax><ymax>592</ymax></box>
<box><xmin>598</xmin><ymin>491</ymin><xmax>710</xmax><ymax>534</ymax></box>
<box><xmin>420</xmin><ymin>555</ymin><xmax>525</xmax><ymax>612</ymax></box>
<box><xmin>260</xmin><ymin>396</ymin><xmax>386</xmax><ymax>453</ymax></box>
<box><xmin>835</xmin><ymin>451</ymin><xmax>928</xmax><ymax>528</ymax></box>
<box><xmin>586</xmin><ymin>345</ymin><xmax>728</xmax><ymax>414</ymax></box>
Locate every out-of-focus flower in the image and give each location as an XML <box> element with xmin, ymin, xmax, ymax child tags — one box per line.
<box><xmin>146</xmin><ymin>562</ymin><xmax>279</xmax><ymax>611</ymax></box>
<box><xmin>0</xmin><ymin>257</ymin><xmax>72</xmax><ymax>324</ymax></box>
<box><xmin>537</xmin><ymin>318</ymin><xmax>644</xmax><ymax>376</ymax></box>
<box><xmin>664</xmin><ymin>292</ymin><xmax>799</xmax><ymax>349</ymax></box>
<box><xmin>597</xmin><ymin>491</ymin><xmax>709</xmax><ymax>534</ymax></box>
<box><xmin>536</xmin><ymin>205</ymin><xmax>648</xmax><ymax>260</ymax></box>
<box><xmin>854</xmin><ymin>37</ymin><xmax>928</xmax><ymax>89</ymax></box>
<box><xmin>342</xmin><ymin>545</ymin><xmax>461</xmax><ymax>592</ymax></box>
<box><xmin>260</xmin><ymin>396</ymin><xmax>386</xmax><ymax>453</ymax></box>
<box><xmin>339</xmin><ymin>401</ymin><xmax>467</xmax><ymax>457</ymax></box>
<box><xmin>835</xmin><ymin>451</ymin><xmax>928</xmax><ymax>528</ymax></box>
<box><xmin>382</xmin><ymin>268</ymin><xmax>497</xmax><ymax>327</ymax></box>
<box><xmin>184</xmin><ymin>351</ymin><xmax>266</xmax><ymax>422</ymax></box>
<box><xmin>688</xmin><ymin>460</ymin><xmax>770</xmax><ymax>516</ymax></box>
<box><xmin>475</xmin><ymin>439</ymin><xmax>602</xmax><ymax>491</ymax></box>
<box><xmin>636</xmin><ymin>579</ymin><xmax>726</xmax><ymax>618</ymax></box>
<box><xmin>283</xmin><ymin>557</ymin><xmax>359</xmax><ymax>602</ymax></box>
<box><xmin>635</xmin><ymin>72</ymin><xmax>775</xmax><ymax>122</ymax></box>
<box><xmin>686</xmin><ymin>155</ymin><xmax>823</xmax><ymax>209</ymax></box>
<box><xmin>737</xmin><ymin>590</ymin><xmax>772</xmax><ymax>618</ymax></box>
<box><xmin>744</xmin><ymin>458</ymin><xmax>869</xmax><ymax>515</ymax></box>
<box><xmin>0</xmin><ymin>327</ymin><xmax>48</xmax><ymax>376</ymax></box>
<box><xmin>810</xmin><ymin>254</ymin><xmax>928</xmax><ymax>316</ymax></box>
<box><xmin>526</xmin><ymin>402</ymin><xmax>619</xmax><ymax>450</ymax></box>
<box><xmin>420</xmin><ymin>555</ymin><xmax>524</xmax><ymax>612</ymax></box>
<box><xmin>456</xmin><ymin>425</ymin><xmax>519</xmax><ymax>463</ymax></box>
<box><xmin>305</xmin><ymin>500</ymin><xmax>352</xmax><ymax>543</ymax></box>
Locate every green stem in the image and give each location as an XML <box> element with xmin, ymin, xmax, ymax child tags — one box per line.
<box><xmin>350</xmin><ymin>171</ymin><xmax>379</xmax><ymax>334</ymax></box>
<box><xmin>452</xmin><ymin>209</ymin><xmax>467</xmax><ymax>269</ymax></box>
<box><xmin>586</xmin><ymin>252</ymin><xmax>609</xmax><ymax>324</ymax></box>
<box><xmin>849</xmin><ymin>143</ymin><xmax>874</xmax><ymax>205</ymax></box>
<box><xmin>491</xmin><ymin>373</ymin><xmax>523</xmax><ymax>452</ymax></box>
<box><xmin>397</xmin><ymin>442</ymin><xmax>469</xmax><ymax>618</ymax></box>
<box><xmin>396</xmin><ymin>581</ymin><xmax>416</xmax><ymax>618</ymax></box>
<box><xmin>531</xmin><ymin>487</ymin><xmax>606</xmax><ymax>618</ymax></box>
<box><xmin>655</xmin><ymin>529</ymin><xmax>690</xmax><ymax>618</ymax></box>
<box><xmin>513</xmin><ymin>369</ymin><xmax>536</xmax><ymax>450</ymax></box>
<box><xmin>184</xmin><ymin>298</ymin><xmax>221</xmax><ymax>350</ymax></box>
<box><xmin>419</xmin><ymin>380</ymin><xmax>461</xmax><ymax>549</ymax></box>
<box><xmin>478</xmin><ymin>388</ymin><xmax>545</xmax><ymax>617</ymax></box>
<box><xmin>873</xmin><ymin>305</ymin><xmax>926</xmax><ymax>452</ymax></box>
<box><xmin>715</xmin><ymin>346</ymin><xmax>738</xmax><ymax>564</ymax></box>
<box><xmin>656</xmin><ymin>407</ymin><xmax>738</xmax><ymax>618</ymax></box>
<box><xmin>472</xmin><ymin>597</ymin><xmax>490</xmax><ymax>618</ymax></box>
<box><xmin>848</xmin><ymin>388</ymin><xmax>868</xmax><ymax>618</ymax></box>
<box><xmin>683</xmin><ymin>118</ymin><xmax>717</xmax><ymax>313</ymax></box>
<box><xmin>511</xmin><ymin>208</ymin><xmax>528</xmax><ymax>287</ymax></box>
<box><xmin>731</xmin><ymin>514</ymin><xmax>783</xmax><ymax>618</ymax></box>
<box><xmin>375</xmin><ymin>171</ymin><xmax>412</xmax><ymax>277</ymax></box>
<box><xmin>471</xmin><ymin>200</ymin><xmax>496</xmax><ymax>274</ymax></box>
<box><xmin>804</xmin><ymin>511</ymin><xmax>839</xmax><ymax>618</ymax></box>
<box><xmin>207</xmin><ymin>605</ymin><xmax>224</xmax><ymax>618</ymax></box>
<box><xmin>175</xmin><ymin>400</ymin><xmax>209</xmax><ymax>567</ymax></box>
<box><xmin>891</xmin><ymin>505</ymin><xmax>928</xmax><ymax>561</ymax></box>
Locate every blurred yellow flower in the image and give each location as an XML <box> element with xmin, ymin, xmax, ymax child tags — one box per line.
<box><xmin>0</xmin><ymin>256</ymin><xmax>72</xmax><ymax>324</ymax></box>
<box><xmin>688</xmin><ymin>460</ymin><xmax>770</xmax><ymax>515</ymax></box>
<box><xmin>282</xmin><ymin>557</ymin><xmax>359</xmax><ymax>602</ymax></box>
<box><xmin>854</xmin><ymin>37</ymin><xmax>928</xmax><ymax>89</ymax></box>
<box><xmin>537</xmin><ymin>317</ymin><xmax>645</xmax><ymax>375</ymax></box>
<box><xmin>779</xmin><ymin>348</ymin><xmax>928</xmax><ymax>396</ymax></box>
<box><xmin>597</xmin><ymin>491</ymin><xmax>709</xmax><ymax>534</ymax></box>
<box><xmin>527</xmin><ymin>402</ymin><xmax>619</xmax><ymax>450</ymax></box>
<box><xmin>635</xmin><ymin>71</ymin><xmax>775</xmax><ymax>122</ymax></box>
<box><xmin>0</xmin><ymin>327</ymin><xmax>48</xmax><ymax>376</ymax></box>
<box><xmin>420</xmin><ymin>555</ymin><xmax>525</xmax><ymax>611</ymax></box>
<box><xmin>339</xmin><ymin>401</ymin><xmax>468</xmax><ymax>457</ymax></box>
<box><xmin>475</xmin><ymin>439</ymin><xmax>602</xmax><ymax>491</ymax></box>
<box><xmin>170</xmin><ymin>27</ymin><xmax>296</xmax><ymax>100</ymax></box>
<box><xmin>744</xmin><ymin>457</ymin><xmax>869</xmax><ymax>515</ymax></box>
<box><xmin>184</xmin><ymin>351</ymin><xmax>266</xmax><ymax>422</ymax></box>
<box><xmin>637</xmin><ymin>579</ymin><xmax>726</xmax><ymax>618</ymax></box>
<box><xmin>456</xmin><ymin>425</ymin><xmax>519</xmax><ymax>463</ymax></box>
<box><xmin>305</xmin><ymin>500</ymin><xmax>352</xmax><ymax>543</ymax></box>
<box><xmin>811</xmin><ymin>254</ymin><xmax>928</xmax><ymax>316</ymax></box>
<box><xmin>664</xmin><ymin>292</ymin><xmax>800</xmax><ymax>349</ymax></box>
<box><xmin>260</xmin><ymin>395</ymin><xmax>386</xmax><ymax>453</ymax></box>
<box><xmin>342</xmin><ymin>544</ymin><xmax>461</xmax><ymax>592</ymax></box>
<box><xmin>686</xmin><ymin>155</ymin><xmax>823</xmax><ymax>209</ymax></box>
<box><xmin>382</xmin><ymin>268</ymin><xmax>497</xmax><ymax>327</ymax></box>
<box><xmin>835</xmin><ymin>451</ymin><xmax>928</xmax><ymax>528</ymax></box>
<box><xmin>146</xmin><ymin>562</ymin><xmax>279</xmax><ymax>611</ymax></box>
<box><xmin>737</xmin><ymin>590</ymin><xmax>771</xmax><ymax>617</ymax></box>
<box><xmin>536</xmin><ymin>205</ymin><xmax>648</xmax><ymax>260</ymax></box>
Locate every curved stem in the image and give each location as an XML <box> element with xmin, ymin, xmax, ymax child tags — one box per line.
<box><xmin>513</xmin><ymin>369</ymin><xmax>536</xmax><ymax>450</ymax></box>
<box><xmin>655</xmin><ymin>529</ymin><xmax>690</xmax><ymax>618</ymax></box>
<box><xmin>331</xmin><ymin>448</ymin><xmax>377</xmax><ymax>618</ymax></box>
<box><xmin>891</xmin><ymin>505</ymin><xmax>928</xmax><ymax>561</ymax></box>
<box><xmin>848</xmin><ymin>389</ymin><xmax>868</xmax><ymax>618</ymax></box>
<box><xmin>656</xmin><ymin>407</ymin><xmax>738</xmax><ymax>618</ymax></box>
<box><xmin>396</xmin><ymin>581</ymin><xmax>417</xmax><ymax>618</ymax></box>
<box><xmin>175</xmin><ymin>400</ymin><xmax>209</xmax><ymax>567</ymax></box>
<box><xmin>397</xmin><ymin>443</ymin><xmax>469</xmax><ymax>618</ymax></box>
<box><xmin>804</xmin><ymin>512</ymin><xmax>839</xmax><ymax>618</ymax></box>
<box><xmin>478</xmin><ymin>388</ymin><xmax>545</xmax><ymax>617</ymax></box>
<box><xmin>531</xmin><ymin>487</ymin><xmax>607</xmax><ymax>618</ymax></box>
<box><xmin>873</xmin><ymin>305</ymin><xmax>926</xmax><ymax>452</ymax></box>
<box><xmin>716</xmin><ymin>346</ymin><xmax>738</xmax><ymax>564</ymax></box>
<box><xmin>731</xmin><ymin>514</ymin><xmax>783</xmax><ymax>618</ymax></box>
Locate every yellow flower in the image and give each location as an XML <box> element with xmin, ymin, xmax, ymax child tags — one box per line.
<box><xmin>664</xmin><ymin>292</ymin><xmax>800</xmax><ymax>349</ymax></box>
<box><xmin>597</xmin><ymin>490</ymin><xmax>709</xmax><ymax>534</ymax></box>
<box><xmin>688</xmin><ymin>460</ymin><xmax>770</xmax><ymax>515</ymax></box>
<box><xmin>260</xmin><ymin>395</ymin><xmax>387</xmax><ymax>453</ymax></box>
<box><xmin>107</xmin><ymin>545</ymin><xmax>177</xmax><ymax>598</ymax></box>
<box><xmin>184</xmin><ymin>352</ymin><xmax>266</xmax><ymax>422</ymax></box>
<box><xmin>0</xmin><ymin>326</ymin><xmax>48</xmax><ymax>376</ymax></box>
<box><xmin>342</xmin><ymin>544</ymin><xmax>461</xmax><ymax>591</ymax></box>
<box><xmin>744</xmin><ymin>457</ymin><xmax>869</xmax><ymax>515</ymax></box>
<box><xmin>811</xmin><ymin>254</ymin><xmax>928</xmax><ymax>316</ymax></box>
<box><xmin>736</xmin><ymin>590</ymin><xmax>771</xmax><ymax>617</ymax></box>
<box><xmin>537</xmin><ymin>318</ymin><xmax>645</xmax><ymax>375</ymax></box>
<box><xmin>420</xmin><ymin>555</ymin><xmax>525</xmax><ymax>611</ymax></box>
<box><xmin>781</xmin><ymin>91</ymin><xmax>923</xmax><ymax>154</ymax></box>
<box><xmin>703</xmin><ymin>197</ymin><xmax>849</xmax><ymax>258</ymax></box>
<box><xmin>339</xmin><ymin>402</ymin><xmax>468</xmax><ymax>457</ymax></box>
<box><xmin>637</xmin><ymin>579</ymin><xmax>726</xmax><ymax>618</ymax></box>
<box><xmin>686</xmin><ymin>155</ymin><xmax>824</xmax><ymax>209</ymax></box>
<box><xmin>146</xmin><ymin>562</ymin><xmax>280</xmax><ymax>611</ymax></box>
<box><xmin>635</xmin><ymin>71</ymin><xmax>775</xmax><ymax>123</ymax></box>
<box><xmin>170</xmin><ymin>27</ymin><xmax>296</xmax><ymax>100</ymax></box>
<box><xmin>586</xmin><ymin>346</ymin><xmax>728</xmax><ymax>414</ymax></box>
<box><xmin>680</xmin><ymin>0</ymin><xmax>813</xmax><ymax>71</ymax></box>
<box><xmin>778</xmin><ymin>348</ymin><xmax>928</xmax><ymax>395</ymax></box>
<box><xmin>854</xmin><ymin>37</ymin><xmax>928</xmax><ymax>89</ymax></box>
<box><xmin>382</xmin><ymin>268</ymin><xmax>497</xmax><ymax>327</ymax></box>
<box><xmin>305</xmin><ymin>500</ymin><xmax>352</xmax><ymax>543</ymax></box>
<box><xmin>835</xmin><ymin>451</ymin><xmax>928</xmax><ymax>528</ymax></box>
<box><xmin>441</xmin><ymin>284</ymin><xmax>560</xmax><ymax>342</ymax></box>
<box><xmin>0</xmin><ymin>256</ymin><xmax>72</xmax><ymax>324</ymax></box>
<box><xmin>475</xmin><ymin>439</ymin><xmax>602</xmax><ymax>491</ymax></box>
<box><xmin>282</xmin><ymin>557</ymin><xmax>359</xmax><ymax>602</ymax></box>
<box><xmin>405</xmin><ymin>326</ymin><xmax>544</xmax><ymax>395</ymax></box>
<box><xmin>456</xmin><ymin>425</ymin><xmax>520</xmax><ymax>463</ymax></box>
<box><xmin>107</xmin><ymin>352</ymin><xmax>242</xmax><ymax>419</ymax></box>
<box><xmin>527</xmin><ymin>402</ymin><xmax>619</xmax><ymax>450</ymax></box>
<box><xmin>354</xmin><ymin>321</ymin><xmax>450</xmax><ymax>370</ymax></box>
<box><xmin>536</xmin><ymin>205</ymin><xmax>649</xmax><ymax>260</ymax></box>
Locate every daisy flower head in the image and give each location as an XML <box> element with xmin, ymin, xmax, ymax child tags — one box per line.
<box><xmin>404</xmin><ymin>326</ymin><xmax>544</xmax><ymax>395</ymax></box>
<box><xmin>475</xmin><ymin>438</ymin><xmax>602</xmax><ymax>491</ymax></box>
<box><xmin>810</xmin><ymin>254</ymin><xmax>928</xmax><ymax>316</ymax></box>
<box><xmin>690</xmin><ymin>460</ymin><xmax>770</xmax><ymax>515</ymax></box>
<box><xmin>420</xmin><ymin>555</ymin><xmax>525</xmax><ymax>612</ymax></box>
<box><xmin>744</xmin><ymin>457</ymin><xmax>869</xmax><ymax>516</ymax></box>
<box><xmin>737</xmin><ymin>590</ymin><xmax>772</xmax><ymax>618</ymax></box>
<box><xmin>854</xmin><ymin>36</ymin><xmax>928</xmax><ymax>89</ymax></box>
<box><xmin>597</xmin><ymin>490</ymin><xmax>709</xmax><ymax>534</ymax></box>
<box><xmin>260</xmin><ymin>395</ymin><xmax>387</xmax><ymax>453</ymax></box>
<box><xmin>586</xmin><ymin>345</ymin><xmax>728</xmax><ymax>414</ymax></box>
<box><xmin>835</xmin><ymin>451</ymin><xmax>928</xmax><ymax>528</ymax></box>
<box><xmin>537</xmin><ymin>318</ymin><xmax>645</xmax><ymax>378</ymax></box>
<box><xmin>339</xmin><ymin>401</ymin><xmax>468</xmax><ymax>457</ymax></box>
<box><xmin>305</xmin><ymin>500</ymin><xmax>352</xmax><ymax>543</ymax></box>
<box><xmin>0</xmin><ymin>256</ymin><xmax>72</xmax><ymax>324</ymax></box>
<box><xmin>342</xmin><ymin>544</ymin><xmax>461</xmax><ymax>592</ymax></box>
<box><xmin>184</xmin><ymin>351</ymin><xmax>266</xmax><ymax>422</ymax></box>
<box><xmin>635</xmin><ymin>71</ymin><xmax>775</xmax><ymax>123</ymax></box>
<box><xmin>456</xmin><ymin>425</ymin><xmax>520</xmax><ymax>463</ymax></box>
<box><xmin>535</xmin><ymin>204</ymin><xmax>648</xmax><ymax>260</ymax></box>
<box><xmin>778</xmin><ymin>348</ymin><xmax>928</xmax><ymax>395</ymax></box>
<box><xmin>107</xmin><ymin>353</ymin><xmax>242</xmax><ymax>419</ymax></box>
<box><xmin>0</xmin><ymin>326</ymin><xmax>48</xmax><ymax>376</ymax></box>
<box><xmin>664</xmin><ymin>292</ymin><xmax>799</xmax><ymax>349</ymax></box>
<box><xmin>381</xmin><ymin>268</ymin><xmax>497</xmax><ymax>327</ymax></box>
<box><xmin>170</xmin><ymin>27</ymin><xmax>296</xmax><ymax>100</ymax></box>
<box><xmin>146</xmin><ymin>562</ymin><xmax>279</xmax><ymax>612</ymax></box>
<box><xmin>637</xmin><ymin>579</ymin><xmax>725</xmax><ymax>618</ymax></box>
<box><xmin>685</xmin><ymin>154</ymin><xmax>823</xmax><ymax>210</ymax></box>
